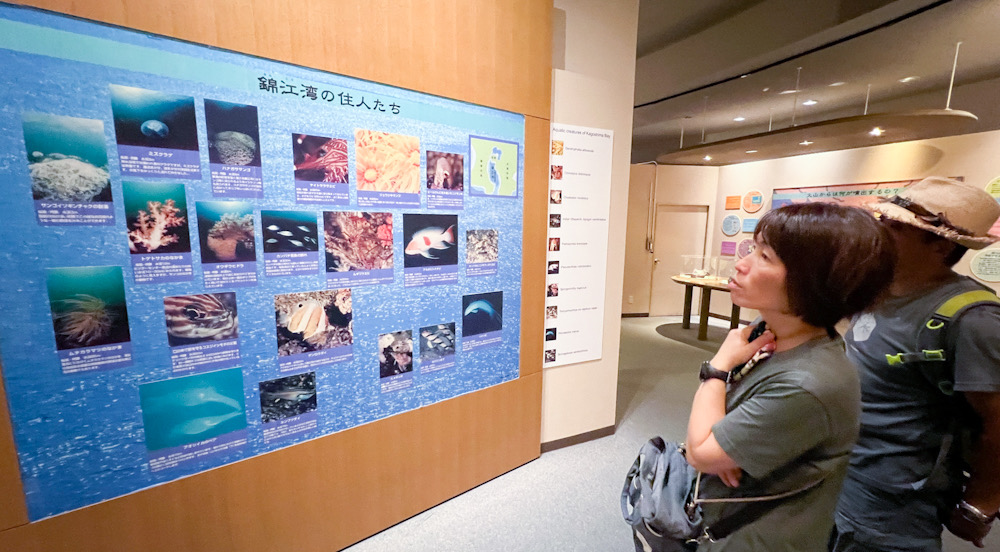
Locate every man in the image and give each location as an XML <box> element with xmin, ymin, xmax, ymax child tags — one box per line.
<box><xmin>832</xmin><ymin>177</ymin><xmax>1000</xmax><ymax>551</ymax></box>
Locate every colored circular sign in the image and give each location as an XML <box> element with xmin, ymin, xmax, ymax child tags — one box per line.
<box><xmin>986</xmin><ymin>175</ymin><xmax>1000</xmax><ymax>199</ymax></box>
<box><xmin>970</xmin><ymin>249</ymin><xmax>1000</xmax><ymax>283</ymax></box>
<box><xmin>722</xmin><ymin>214</ymin><xmax>741</xmax><ymax>236</ymax></box>
<box><xmin>743</xmin><ymin>190</ymin><xmax>764</xmax><ymax>213</ymax></box>
<box><xmin>737</xmin><ymin>238</ymin><xmax>754</xmax><ymax>258</ymax></box>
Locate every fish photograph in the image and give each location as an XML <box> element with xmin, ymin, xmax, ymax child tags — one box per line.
<box><xmin>544</xmin><ymin>349</ymin><xmax>556</xmax><ymax>363</ymax></box>
<box><xmin>403</xmin><ymin>213</ymin><xmax>458</xmax><ymax>268</ymax></box>
<box><xmin>324</xmin><ymin>211</ymin><xmax>393</xmax><ymax>271</ymax></box>
<box><xmin>109</xmin><ymin>84</ymin><xmax>199</xmax><ymax>151</ymax></box>
<box><xmin>139</xmin><ymin>368</ymin><xmax>247</xmax><ymax>451</ymax></box>
<box><xmin>547</xmin><ymin>261</ymin><xmax>560</xmax><ymax>274</ymax></box>
<box><xmin>163</xmin><ymin>292</ymin><xmax>238</xmax><ymax>347</ymax></box>
<box><xmin>260</xmin><ymin>210</ymin><xmax>319</xmax><ymax>254</ymax></box>
<box><xmin>545</xmin><ymin>328</ymin><xmax>557</xmax><ymax>341</ymax></box>
<box><xmin>275</xmin><ymin>289</ymin><xmax>352</xmax><ymax>356</ymax></box>
<box><xmin>205</xmin><ymin>99</ymin><xmax>261</xmax><ymax>167</ymax></box>
<box><xmin>196</xmin><ymin>201</ymin><xmax>256</xmax><ymax>263</ymax></box>
<box><xmin>379</xmin><ymin>330</ymin><xmax>413</xmax><ymax>378</ymax></box>
<box><xmin>547</xmin><ymin>283</ymin><xmax>559</xmax><ymax>297</ymax></box>
<box><xmin>419</xmin><ymin>323</ymin><xmax>456</xmax><ymax>362</ymax></box>
<box><xmin>426</xmin><ymin>151</ymin><xmax>464</xmax><ymax>191</ymax></box>
<box><xmin>462</xmin><ymin>291</ymin><xmax>503</xmax><ymax>336</ymax></box>
<box><xmin>259</xmin><ymin>372</ymin><xmax>317</xmax><ymax>424</ymax></box>
<box><xmin>22</xmin><ymin>112</ymin><xmax>111</xmax><ymax>202</ymax></box>
<box><xmin>550</xmin><ymin>165</ymin><xmax>563</xmax><ymax>180</ymax></box>
<box><xmin>293</xmin><ymin>134</ymin><xmax>349</xmax><ymax>183</ymax></box>
<box><xmin>466</xmin><ymin>229</ymin><xmax>498</xmax><ymax>264</ymax></box>
<box><xmin>123</xmin><ymin>181</ymin><xmax>191</xmax><ymax>254</ymax></box>
<box><xmin>47</xmin><ymin>266</ymin><xmax>131</xmax><ymax>351</ymax></box>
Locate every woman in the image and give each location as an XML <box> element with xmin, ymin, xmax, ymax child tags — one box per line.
<box><xmin>685</xmin><ymin>203</ymin><xmax>895</xmax><ymax>551</ymax></box>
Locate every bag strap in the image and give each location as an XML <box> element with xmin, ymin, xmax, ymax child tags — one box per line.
<box><xmin>690</xmin><ymin>470</ymin><xmax>827</xmax><ymax>542</ymax></box>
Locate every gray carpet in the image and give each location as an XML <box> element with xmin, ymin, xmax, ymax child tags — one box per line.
<box><xmin>342</xmin><ymin>317</ymin><xmax>981</xmax><ymax>551</ymax></box>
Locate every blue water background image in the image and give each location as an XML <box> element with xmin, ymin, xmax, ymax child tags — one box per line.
<box><xmin>22</xmin><ymin>111</ymin><xmax>108</xmax><ymax>167</ymax></box>
<box><xmin>0</xmin><ymin>5</ymin><xmax>523</xmax><ymax>520</ymax></box>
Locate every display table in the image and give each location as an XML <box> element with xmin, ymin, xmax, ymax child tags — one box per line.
<box><xmin>670</xmin><ymin>275</ymin><xmax>743</xmax><ymax>340</ymax></box>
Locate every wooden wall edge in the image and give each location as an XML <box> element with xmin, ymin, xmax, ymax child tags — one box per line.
<box><xmin>520</xmin><ymin>115</ymin><xmax>550</xmax><ymax>378</ymax></box>
<box><xmin>0</xmin><ymin>367</ymin><xmax>28</xmax><ymax>530</ymax></box>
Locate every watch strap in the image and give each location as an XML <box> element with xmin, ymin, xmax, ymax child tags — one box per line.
<box><xmin>699</xmin><ymin>361</ymin><xmax>730</xmax><ymax>383</ymax></box>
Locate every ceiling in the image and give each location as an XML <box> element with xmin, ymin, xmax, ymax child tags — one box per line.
<box><xmin>631</xmin><ymin>0</ymin><xmax>1000</xmax><ymax>165</ymax></box>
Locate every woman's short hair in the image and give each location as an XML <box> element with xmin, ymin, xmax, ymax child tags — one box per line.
<box><xmin>755</xmin><ymin>203</ymin><xmax>896</xmax><ymax>330</ymax></box>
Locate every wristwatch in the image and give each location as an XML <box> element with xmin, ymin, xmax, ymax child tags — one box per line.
<box><xmin>959</xmin><ymin>500</ymin><xmax>997</xmax><ymax>525</ymax></box>
<box><xmin>699</xmin><ymin>361</ymin><xmax>731</xmax><ymax>383</ymax></box>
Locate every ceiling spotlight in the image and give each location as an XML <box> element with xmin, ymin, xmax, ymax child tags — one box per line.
<box><xmin>869</xmin><ymin>127</ymin><xmax>884</xmax><ymax>137</ymax></box>
<box><xmin>703</xmin><ymin>155</ymin><xmax>712</xmax><ymax>161</ymax></box>
<box><xmin>733</xmin><ymin>116</ymin><xmax>746</xmax><ymax>122</ymax></box>
<box><xmin>800</xmin><ymin>140</ymin><xmax>814</xmax><ymax>146</ymax></box>
<box><xmin>802</xmin><ymin>99</ymin><xmax>817</xmax><ymax>106</ymax></box>
<box><xmin>762</xmin><ymin>87</ymin><xmax>770</xmax><ymax>92</ymax></box>
<box><xmin>778</xmin><ymin>89</ymin><xmax>799</xmax><ymax>95</ymax></box>
<box><xmin>740</xmin><ymin>74</ymin><xmax>749</xmax><ymax>79</ymax></box>
<box><xmin>745</xmin><ymin>150</ymin><xmax>757</xmax><ymax>154</ymax></box>
<box><xmin>829</xmin><ymin>81</ymin><xmax>846</xmax><ymax>87</ymax></box>
<box><xmin>899</xmin><ymin>76</ymin><xmax>920</xmax><ymax>83</ymax></box>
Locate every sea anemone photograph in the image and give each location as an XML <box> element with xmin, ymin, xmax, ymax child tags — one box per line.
<box><xmin>47</xmin><ymin>266</ymin><xmax>131</xmax><ymax>351</ymax></box>
<box><xmin>324</xmin><ymin>211</ymin><xmax>393</xmax><ymax>271</ymax></box>
<box><xmin>22</xmin><ymin>112</ymin><xmax>111</xmax><ymax>202</ymax></box>
<box><xmin>354</xmin><ymin>129</ymin><xmax>421</xmax><ymax>193</ymax></box>
<box><xmin>275</xmin><ymin>289</ymin><xmax>352</xmax><ymax>356</ymax></box>
<box><xmin>196</xmin><ymin>201</ymin><xmax>256</xmax><ymax>263</ymax></box>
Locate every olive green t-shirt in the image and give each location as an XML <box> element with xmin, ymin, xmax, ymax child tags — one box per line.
<box><xmin>699</xmin><ymin>336</ymin><xmax>860</xmax><ymax>552</ymax></box>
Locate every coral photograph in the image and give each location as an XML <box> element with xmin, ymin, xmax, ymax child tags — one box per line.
<box><xmin>426</xmin><ymin>151</ymin><xmax>464</xmax><ymax>191</ymax></box>
<box><xmin>354</xmin><ymin>129</ymin><xmax>421</xmax><ymax>193</ymax></box>
<box><xmin>378</xmin><ymin>330</ymin><xmax>413</xmax><ymax>378</ymax></box>
<box><xmin>419</xmin><ymin>323</ymin><xmax>456</xmax><ymax>362</ymax></box>
<box><xmin>275</xmin><ymin>289</ymin><xmax>353</xmax><ymax>356</ymax></box>
<box><xmin>462</xmin><ymin>291</ymin><xmax>503</xmax><ymax>337</ymax></box>
<box><xmin>323</xmin><ymin>211</ymin><xmax>393</xmax><ymax>271</ymax></box>
<box><xmin>261</xmin><ymin>210</ymin><xmax>319</xmax><ymax>254</ymax></box>
<box><xmin>466</xmin><ymin>229</ymin><xmax>499</xmax><ymax>264</ymax></box>
<box><xmin>403</xmin><ymin>213</ymin><xmax>457</xmax><ymax>268</ymax></box>
<box><xmin>22</xmin><ymin>112</ymin><xmax>111</xmax><ymax>202</ymax></box>
<box><xmin>550</xmin><ymin>140</ymin><xmax>564</xmax><ymax>156</ymax></box>
<box><xmin>196</xmin><ymin>201</ymin><xmax>256</xmax><ymax>263</ymax></box>
<box><xmin>163</xmin><ymin>292</ymin><xmax>238</xmax><ymax>347</ymax></box>
<box><xmin>293</xmin><ymin>134</ymin><xmax>348</xmax><ymax>183</ymax></box>
<box><xmin>109</xmin><ymin>84</ymin><xmax>199</xmax><ymax>151</ymax></box>
<box><xmin>123</xmin><ymin>181</ymin><xmax>190</xmax><ymax>254</ymax></box>
<box><xmin>46</xmin><ymin>266</ymin><xmax>131</xmax><ymax>351</ymax></box>
<box><xmin>205</xmin><ymin>99</ymin><xmax>261</xmax><ymax>167</ymax></box>
<box><xmin>259</xmin><ymin>372</ymin><xmax>317</xmax><ymax>424</ymax></box>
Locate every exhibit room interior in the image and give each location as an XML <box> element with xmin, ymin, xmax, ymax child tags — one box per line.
<box><xmin>0</xmin><ymin>1</ymin><xmax>997</xmax><ymax>551</ymax></box>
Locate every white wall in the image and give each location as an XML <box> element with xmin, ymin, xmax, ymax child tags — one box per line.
<box><xmin>542</xmin><ymin>0</ymin><xmax>639</xmax><ymax>443</ymax></box>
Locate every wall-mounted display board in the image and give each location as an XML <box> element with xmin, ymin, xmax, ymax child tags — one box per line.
<box><xmin>771</xmin><ymin>179</ymin><xmax>924</xmax><ymax>209</ymax></box>
<box><xmin>0</xmin><ymin>5</ymin><xmax>524</xmax><ymax>521</ymax></box>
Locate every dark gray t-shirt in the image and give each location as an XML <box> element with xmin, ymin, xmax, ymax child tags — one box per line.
<box><xmin>699</xmin><ymin>336</ymin><xmax>860</xmax><ymax>552</ymax></box>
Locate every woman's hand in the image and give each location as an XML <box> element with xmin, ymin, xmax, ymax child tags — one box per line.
<box><xmin>718</xmin><ymin>466</ymin><xmax>743</xmax><ymax>488</ymax></box>
<box><xmin>710</xmin><ymin>324</ymin><xmax>776</xmax><ymax>372</ymax></box>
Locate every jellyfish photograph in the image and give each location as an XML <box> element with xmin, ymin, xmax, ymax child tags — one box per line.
<box><xmin>462</xmin><ymin>291</ymin><xmax>503</xmax><ymax>336</ymax></box>
<box><xmin>196</xmin><ymin>201</ymin><xmax>256</xmax><ymax>263</ymax></box>
<box><xmin>123</xmin><ymin>181</ymin><xmax>191</xmax><ymax>254</ymax></box>
<box><xmin>109</xmin><ymin>84</ymin><xmax>198</xmax><ymax>151</ymax></box>
<box><xmin>22</xmin><ymin>112</ymin><xmax>111</xmax><ymax>202</ymax></box>
<box><xmin>47</xmin><ymin>266</ymin><xmax>131</xmax><ymax>351</ymax></box>
<box><xmin>205</xmin><ymin>99</ymin><xmax>261</xmax><ymax>167</ymax></box>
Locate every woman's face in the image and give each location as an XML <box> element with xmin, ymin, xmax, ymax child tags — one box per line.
<box><xmin>728</xmin><ymin>239</ymin><xmax>790</xmax><ymax>313</ymax></box>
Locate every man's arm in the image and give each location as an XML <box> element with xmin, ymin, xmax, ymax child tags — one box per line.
<box><xmin>946</xmin><ymin>391</ymin><xmax>1000</xmax><ymax>547</ymax></box>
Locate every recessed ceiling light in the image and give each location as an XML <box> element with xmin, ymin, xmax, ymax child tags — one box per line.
<box><xmin>800</xmin><ymin>140</ymin><xmax>814</xmax><ymax>146</ymax></box>
<box><xmin>740</xmin><ymin>74</ymin><xmax>749</xmax><ymax>79</ymax></box>
<box><xmin>703</xmin><ymin>155</ymin><xmax>712</xmax><ymax>161</ymax></box>
<box><xmin>778</xmin><ymin>89</ymin><xmax>799</xmax><ymax>95</ymax></box>
<box><xmin>762</xmin><ymin>87</ymin><xmax>770</xmax><ymax>92</ymax></box>
<box><xmin>745</xmin><ymin>150</ymin><xmax>757</xmax><ymax>154</ymax></box>
<box><xmin>829</xmin><ymin>81</ymin><xmax>846</xmax><ymax>87</ymax></box>
<box><xmin>733</xmin><ymin>116</ymin><xmax>746</xmax><ymax>122</ymax></box>
<box><xmin>899</xmin><ymin>76</ymin><xmax>920</xmax><ymax>83</ymax></box>
<box><xmin>802</xmin><ymin>99</ymin><xmax>818</xmax><ymax>106</ymax></box>
<box><xmin>869</xmin><ymin>127</ymin><xmax>884</xmax><ymax>136</ymax></box>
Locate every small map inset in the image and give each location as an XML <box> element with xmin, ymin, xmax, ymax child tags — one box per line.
<box><xmin>469</xmin><ymin>136</ymin><xmax>518</xmax><ymax>197</ymax></box>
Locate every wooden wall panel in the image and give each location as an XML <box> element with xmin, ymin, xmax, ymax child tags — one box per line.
<box><xmin>1</xmin><ymin>0</ymin><xmax>551</xmax><ymax>547</ymax></box>
<box><xmin>15</xmin><ymin>0</ymin><xmax>552</xmax><ymax>119</ymax></box>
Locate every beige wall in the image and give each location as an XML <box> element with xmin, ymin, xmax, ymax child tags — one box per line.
<box><xmin>541</xmin><ymin>0</ymin><xmax>639</xmax><ymax>443</ymax></box>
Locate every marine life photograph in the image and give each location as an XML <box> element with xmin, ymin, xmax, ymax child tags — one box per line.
<box><xmin>466</xmin><ymin>229</ymin><xmax>499</xmax><ymax>264</ymax></box>
<box><xmin>46</xmin><ymin>266</ymin><xmax>131</xmax><ymax>351</ymax></box>
<box><xmin>403</xmin><ymin>214</ymin><xmax>458</xmax><ymax>268</ymax></box>
<box><xmin>426</xmin><ymin>151</ymin><xmax>464</xmax><ymax>190</ymax></box>
<box><xmin>545</xmin><ymin>328</ymin><xmax>557</xmax><ymax>341</ymax></box>
<box><xmin>419</xmin><ymin>323</ymin><xmax>456</xmax><ymax>362</ymax></box>
<box><xmin>354</xmin><ymin>129</ymin><xmax>421</xmax><ymax>193</ymax></box>
<box><xmin>323</xmin><ymin>211</ymin><xmax>393</xmax><ymax>271</ymax></box>
<box><xmin>462</xmin><ymin>291</ymin><xmax>503</xmax><ymax>336</ymax></box>
<box><xmin>259</xmin><ymin>372</ymin><xmax>317</xmax><ymax>424</ymax></box>
<box><xmin>163</xmin><ymin>292</ymin><xmax>238</xmax><ymax>347</ymax></box>
<box><xmin>547</xmin><ymin>261</ymin><xmax>560</xmax><ymax>274</ymax></box>
<box><xmin>22</xmin><ymin>111</ymin><xmax>111</xmax><ymax>202</ymax></box>
<box><xmin>547</xmin><ymin>283</ymin><xmax>558</xmax><ymax>297</ymax></box>
<box><xmin>204</xmin><ymin>99</ymin><xmax>261</xmax><ymax>167</ymax></box>
<box><xmin>196</xmin><ymin>201</ymin><xmax>256</xmax><ymax>263</ymax></box>
<box><xmin>275</xmin><ymin>289</ymin><xmax>352</xmax><ymax>356</ymax></box>
<box><xmin>546</xmin><ymin>306</ymin><xmax>558</xmax><ymax>320</ymax></box>
<box><xmin>548</xmin><ymin>237</ymin><xmax>560</xmax><ymax>252</ymax></box>
<box><xmin>109</xmin><ymin>84</ymin><xmax>199</xmax><ymax>151</ymax></box>
<box><xmin>293</xmin><ymin>134</ymin><xmax>348</xmax><ymax>183</ymax></box>
<box><xmin>550</xmin><ymin>165</ymin><xmax>563</xmax><ymax>180</ymax></box>
<box><xmin>544</xmin><ymin>349</ymin><xmax>556</xmax><ymax>363</ymax></box>
<box><xmin>139</xmin><ymin>368</ymin><xmax>247</xmax><ymax>451</ymax></box>
<box><xmin>260</xmin><ymin>210</ymin><xmax>319</xmax><ymax>254</ymax></box>
<box><xmin>550</xmin><ymin>140</ymin><xmax>564</xmax><ymax>156</ymax></box>
<box><xmin>469</xmin><ymin>136</ymin><xmax>518</xmax><ymax>197</ymax></box>
<box><xmin>123</xmin><ymin>181</ymin><xmax>190</xmax><ymax>254</ymax></box>
<box><xmin>550</xmin><ymin>189</ymin><xmax>562</xmax><ymax>204</ymax></box>
<box><xmin>549</xmin><ymin>214</ymin><xmax>561</xmax><ymax>228</ymax></box>
<box><xmin>379</xmin><ymin>330</ymin><xmax>413</xmax><ymax>378</ymax></box>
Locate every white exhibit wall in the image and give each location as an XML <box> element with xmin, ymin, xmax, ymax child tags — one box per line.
<box><xmin>542</xmin><ymin>0</ymin><xmax>639</xmax><ymax>443</ymax></box>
